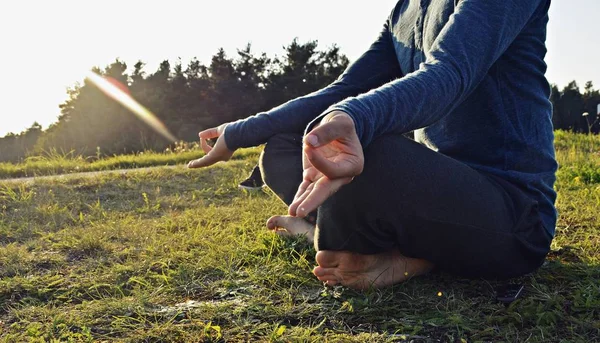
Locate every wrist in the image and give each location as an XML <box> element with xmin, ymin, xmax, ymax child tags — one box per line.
<box><xmin>322</xmin><ymin>111</ymin><xmax>358</xmax><ymax>139</ymax></box>
<box><xmin>323</xmin><ymin>111</ymin><xmax>353</xmax><ymax>124</ymax></box>
<box><xmin>221</xmin><ymin>123</ymin><xmax>236</xmax><ymax>152</ymax></box>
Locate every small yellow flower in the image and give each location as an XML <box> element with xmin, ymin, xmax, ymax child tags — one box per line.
<box><xmin>437</xmin><ymin>292</ymin><xmax>443</xmax><ymax>297</ymax></box>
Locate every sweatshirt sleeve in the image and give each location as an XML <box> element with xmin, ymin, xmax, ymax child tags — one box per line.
<box><xmin>223</xmin><ymin>16</ymin><xmax>402</xmax><ymax>150</ymax></box>
<box><xmin>326</xmin><ymin>0</ymin><xmax>544</xmax><ymax>147</ymax></box>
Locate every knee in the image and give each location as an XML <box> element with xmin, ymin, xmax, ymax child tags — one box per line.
<box><xmin>262</xmin><ymin>133</ymin><xmax>302</xmax><ymax>161</ymax></box>
<box><xmin>259</xmin><ymin>133</ymin><xmax>303</xmax><ymax>205</ymax></box>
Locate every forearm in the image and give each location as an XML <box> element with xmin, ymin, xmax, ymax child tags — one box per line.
<box><xmin>224</xmin><ymin>82</ymin><xmax>363</xmax><ymax>150</ymax></box>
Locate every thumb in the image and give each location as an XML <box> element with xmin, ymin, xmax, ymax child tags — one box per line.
<box><xmin>187</xmin><ymin>135</ymin><xmax>234</xmax><ymax>169</ymax></box>
<box><xmin>305</xmin><ymin>112</ymin><xmax>355</xmax><ymax>148</ymax></box>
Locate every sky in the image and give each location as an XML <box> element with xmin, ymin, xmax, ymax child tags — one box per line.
<box><xmin>0</xmin><ymin>0</ymin><xmax>598</xmax><ymax>137</ymax></box>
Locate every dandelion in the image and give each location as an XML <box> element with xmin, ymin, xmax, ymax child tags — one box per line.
<box><xmin>437</xmin><ymin>291</ymin><xmax>443</xmax><ymax>297</ymax></box>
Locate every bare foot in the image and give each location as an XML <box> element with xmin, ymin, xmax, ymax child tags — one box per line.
<box><xmin>266</xmin><ymin>215</ymin><xmax>315</xmax><ymax>242</ymax></box>
<box><xmin>313</xmin><ymin>249</ymin><xmax>434</xmax><ymax>290</ymax></box>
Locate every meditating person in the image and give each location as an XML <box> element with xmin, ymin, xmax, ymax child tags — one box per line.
<box><xmin>188</xmin><ymin>0</ymin><xmax>557</xmax><ymax>290</ymax></box>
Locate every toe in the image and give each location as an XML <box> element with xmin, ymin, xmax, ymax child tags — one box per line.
<box><xmin>266</xmin><ymin>215</ymin><xmax>283</xmax><ymax>230</ymax></box>
<box><xmin>315</xmin><ymin>250</ymin><xmax>341</xmax><ymax>268</ymax></box>
<box><xmin>313</xmin><ymin>267</ymin><xmax>340</xmax><ymax>283</ymax></box>
<box><xmin>313</xmin><ymin>266</ymin><xmax>336</xmax><ymax>277</ymax></box>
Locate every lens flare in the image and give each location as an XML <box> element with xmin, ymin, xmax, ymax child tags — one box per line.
<box><xmin>86</xmin><ymin>71</ymin><xmax>177</xmax><ymax>142</ymax></box>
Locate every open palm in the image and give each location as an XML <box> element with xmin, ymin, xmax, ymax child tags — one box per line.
<box><xmin>289</xmin><ymin>111</ymin><xmax>364</xmax><ymax>218</ymax></box>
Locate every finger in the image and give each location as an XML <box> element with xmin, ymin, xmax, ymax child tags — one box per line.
<box><xmin>296</xmin><ymin>177</ymin><xmax>348</xmax><ymax>217</ymax></box>
<box><xmin>200</xmin><ymin>138</ymin><xmax>212</xmax><ymax>154</ymax></box>
<box><xmin>305</xmin><ymin>147</ymin><xmax>340</xmax><ymax>179</ymax></box>
<box><xmin>304</xmin><ymin>116</ymin><xmax>352</xmax><ymax>148</ymax></box>
<box><xmin>295</xmin><ymin>168</ymin><xmax>321</xmax><ymax>199</ymax></box>
<box><xmin>295</xmin><ymin>182</ymin><xmax>329</xmax><ymax>217</ymax></box>
<box><xmin>187</xmin><ymin>151</ymin><xmax>220</xmax><ymax>169</ymax></box>
<box><xmin>306</xmin><ymin>146</ymin><xmax>360</xmax><ymax>179</ymax></box>
<box><xmin>199</xmin><ymin>127</ymin><xmax>219</xmax><ymax>140</ymax></box>
<box><xmin>293</xmin><ymin>179</ymin><xmax>312</xmax><ymax>204</ymax></box>
<box><xmin>289</xmin><ymin>182</ymin><xmax>315</xmax><ymax>216</ymax></box>
<box><xmin>290</xmin><ymin>182</ymin><xmax>315</xmax><ymax>216</ymax></box>
<box><xmin>302</xmin><ymin>166</ymin><xmax>321</xmax><ymax>183</ymax></box>
<box><xmin>291</xmin><ymin>167</ymin><xmax>320</xmax><ymax>207</ymax></box>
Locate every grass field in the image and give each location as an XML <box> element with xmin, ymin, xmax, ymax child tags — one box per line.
<box><xmin>0</xmin><ymin>145</ymin><xmax>259</xmax><ymax>180</ymax></box>
<box><xmin>0</xmin><ymin>131</ymin><xmax>599</xmax><ymax>342</ymax></box>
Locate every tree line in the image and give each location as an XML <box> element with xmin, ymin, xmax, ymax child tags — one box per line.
<box><xmin>0</xmin><ymin>39</ymin><xmax>598</xmax><ymax>163</ymax></box>
<box><xmin>0</xmin><ymin>40</ymin><xmax>347</xmax><ymax>163</ymax></box>
<box><xmin>551</xmin><ymin>81</ymin><xmax>600</xmax><ymax>134</ymax></box>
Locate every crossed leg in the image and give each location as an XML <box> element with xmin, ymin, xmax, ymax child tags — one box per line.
<box><xmin>260</xmin><ymin>133</ymin><xmax>549</xmax><ymax>289</ymax></box>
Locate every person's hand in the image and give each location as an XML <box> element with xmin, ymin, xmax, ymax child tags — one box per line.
<box><xmin>187</xmin><ymin>123</ymin><xmax>234</xmax><ymax>169</ymax></box>
<box><xmin>289</xmin><ymin>111</ymin><xmax>364</xmax><ymax>218</ymax></box>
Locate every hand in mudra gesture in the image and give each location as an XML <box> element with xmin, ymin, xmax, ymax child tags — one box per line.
<box><xmin>187</xmin><ymin>123</ymin><xmax>234</xmax><ymax>169</ymax></box>
<box><xmin>289</xmin><ymin>111</ymin><xmax>364</xmax><ymax>218</ymax></box>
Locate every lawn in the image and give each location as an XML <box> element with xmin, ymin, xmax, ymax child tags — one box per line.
<box><xmin>0</xmin><ymin>145</ymin><xmax>260</xmax><ymax>180</ymax></box>
<box><xmin>0</xmin><ymin>131</ymin><xmax>599</xmax><ymax>342</ymax></box>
